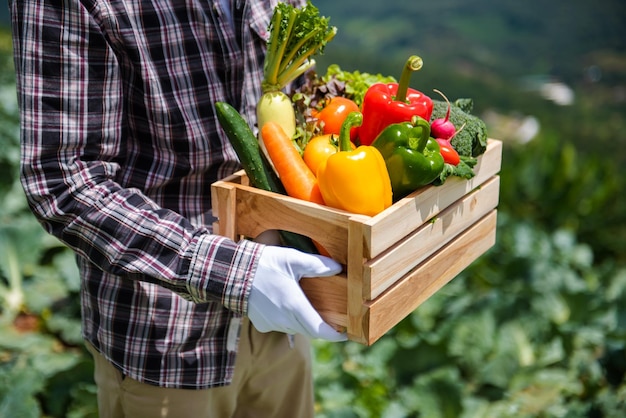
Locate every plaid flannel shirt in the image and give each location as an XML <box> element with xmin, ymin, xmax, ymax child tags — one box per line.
<box><xmin>11</xmin><ymin>0</ymin><xmax>305</xmax><ymax>389</ymax></box>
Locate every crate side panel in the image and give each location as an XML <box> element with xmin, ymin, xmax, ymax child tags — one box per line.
<box><xmin>366</xmin><ymin>176</ymin><xmax>500</xmax><ymax>299</ymax></box>
<box><xmin>364</xmin><ymin>210</ymin><xmax>498</xmax><ymax>345</ymax></box>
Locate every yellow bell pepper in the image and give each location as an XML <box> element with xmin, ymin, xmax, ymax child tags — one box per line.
<box><xmin>317</xmin><ymin>112</ymin><xmax>393</xmax><ymax>216</ymax></box>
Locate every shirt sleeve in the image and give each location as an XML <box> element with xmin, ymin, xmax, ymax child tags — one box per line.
<box><xmin>10</xmin><ymin>0</ymin><xmax>260</xmax><ymax>312</ymax></box>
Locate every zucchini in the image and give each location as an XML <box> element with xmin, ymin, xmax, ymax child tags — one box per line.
<box><xmin>214</xmin><ymin>102</ymin><xmax>319</xmax><ymax>254</ymax></box>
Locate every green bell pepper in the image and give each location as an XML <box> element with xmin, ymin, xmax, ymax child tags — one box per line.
<box><xmin>371</xmin><ymin>116</ymin><xmax>444</xmax><ymax>199</ymax></box>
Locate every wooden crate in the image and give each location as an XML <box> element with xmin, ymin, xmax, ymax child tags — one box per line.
<box><xmin>212</xmin><ymin>139</ymin><xmax>502</xmax><ymax>345</ymax></box>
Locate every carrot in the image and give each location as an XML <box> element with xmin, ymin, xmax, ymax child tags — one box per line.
<box><xmin>261</xmin><ymin>121</ymin><xmax>325</xmax><ymax>205</ymax></box>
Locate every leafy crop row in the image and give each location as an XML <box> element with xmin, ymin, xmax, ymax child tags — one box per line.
<box><xmin>313</xmin><ymin>211</ymin><xmax>626</xmax><ymax>417</ymax></box>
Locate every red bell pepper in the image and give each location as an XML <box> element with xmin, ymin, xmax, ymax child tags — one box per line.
<box><xmin>358</xmin><ymin>55</ymin><xmax>434</xmax><ymax>146</ymax></box>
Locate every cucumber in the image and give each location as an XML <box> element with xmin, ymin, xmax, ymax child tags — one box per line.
<box><xmin>215</xmin><ymin>101</ymin><xmax>283</xmax><ymax>193</ymax></box>
<box><xmin>214</xmin><ymin>102</ymin><xmax>319</xmax><ymax>254</ymax></box>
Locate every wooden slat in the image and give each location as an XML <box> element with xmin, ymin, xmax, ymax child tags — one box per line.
<box><xmin>300</xmin><ymin>274</ymin><xmax>347</xmax><ymax>329</ymax></box>
<box><xmin>211</xmin><ymin>181</ymin><xmax>238</xmax><ymax>240</ymax></box>
<box><xmin>212</xmin><ymin>190</ymin><xmax>352</xmax><ymax>261</ymax></box>
<box><xmin>218</xmin><ymin>170</ymin><xmax>246</xmax><ymax>185</ymax></box>
<box><xmin>230</xmin><ymin>183</ymin><xmax>359</xmax><ymax>264</ymax></box>
<box><xmin>347</xmin><ymin>216</ymin><xmax>368</xmax><ymax>341</ymax></box>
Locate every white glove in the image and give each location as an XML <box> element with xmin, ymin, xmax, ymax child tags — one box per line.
<box><xmin>248</xmin><ymin>245</ymin><xmax>347</xmax><ymax>342</ymax></box>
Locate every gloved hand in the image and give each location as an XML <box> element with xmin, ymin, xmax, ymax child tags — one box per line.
<box><xmin>248</xmin><ymin>245</ymin><xmax>347</xmax><ymax>342</ymax></box>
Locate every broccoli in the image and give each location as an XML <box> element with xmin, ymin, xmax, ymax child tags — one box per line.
<box><xmin>431</xmin><ymin>98</ymin><xmax>488</xmax><ymax>157</ymax></box>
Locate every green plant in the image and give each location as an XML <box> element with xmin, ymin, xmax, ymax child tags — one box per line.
<box><xmin>499</xmin><ymin>132</ymin><xmax>626</xmax><ymax>264</ymax></box>
<box><xmin>313</xmin><ymin>213</ymin><xmax>626</xmax><ymax>417</ymax></box>
<box><xmin>0</xmin><ymin>28</ymin><xmax>97</xmax><ymax>417</ymax></box>
<box><xmin>0</xmin><ymin>201</ymin><xmax>97</xmax><ymax>417</ymax></box>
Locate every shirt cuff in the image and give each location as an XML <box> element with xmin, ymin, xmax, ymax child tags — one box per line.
<box><xmin>187</xmin><ymin>234</ymin><xmax>262</xmax><ymax>314</ymax></box>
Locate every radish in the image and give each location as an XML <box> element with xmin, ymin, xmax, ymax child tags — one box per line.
<box><xmin>430</xmin><ymin>89</ymin><xmax>456</xmax><ymax>140</ymax></box>
<box><xmin>257</xmin><ymin>91</ymin><xmax>298</xmax><ymax>140</ymax></box>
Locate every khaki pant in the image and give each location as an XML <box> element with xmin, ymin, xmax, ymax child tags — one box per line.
<box><xmin>86</xmin><ymin>318</ymin><xmax>314</xmax><ymax>418</ymax></box>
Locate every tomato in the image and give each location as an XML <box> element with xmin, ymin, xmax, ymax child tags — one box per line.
<box><xmin>315</xmin><ymin>97</ymin><xmax>360</xmax><ymax>139</ymax></box>
<box><xmin>435</xmin><ymin>138</ymin><xmax>460</xmax><ymax>166</ymax></box>
<box><xmin>303</xmin><ymin>134</ymin><xmax>355</xmax><ymax>176</ymax></box>
<box><xmin>303</xmin><ymin>134</ymin><xmax>338</xmax><ymax>176</ymax></box>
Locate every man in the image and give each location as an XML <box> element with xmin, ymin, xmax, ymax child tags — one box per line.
<box><xmin>10</xmin><ymin>0</ymin><xmax>345</xmax><ymax>416</ymax></box>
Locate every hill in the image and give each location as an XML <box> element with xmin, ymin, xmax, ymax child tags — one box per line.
<box><xmin>314</xmin><ymin>0</ymin><xmax>626</xmax><ymax>83</ymax></box>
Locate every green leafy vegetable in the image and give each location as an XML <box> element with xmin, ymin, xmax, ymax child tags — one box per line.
<box><xmin>262</xmin><ymin>1</ymin><xmax>336</xmax><ymax>93</ymax></box>
<box><xmin>433</xmin><ymin>155</ymin><xmax>477</xmax><ymax>185</ymax></box>
<box><xmin>322</xmin><ymin>64</ymin><xmax>397</xmax><ymax>106</ymax></box>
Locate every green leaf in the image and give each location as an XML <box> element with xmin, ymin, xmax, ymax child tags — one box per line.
<box><xmin>42</xmin><ymin>357</ymin><xmax>96</xmax><ymax>418</ymax></box>
<box><xmin>531</xmin><ymin>292</ymin><xmax>571</xmax><ymax>325</ymax></box>
<box><xmin>0</xmin><ymin>351</ymin><xmax>45</xmax><ymax>418</ymax></box>
<box><xmin>447</xmin><ymin>310</ymin><xmax>496</xmax><ymax>372</ymax></box>
<box><xmin>53</xmin><ymin>249</ymin><xmax>81</xmax><ymax>292</ymax></box>
<box><xmin>399</xmin><ymin>367</ymin><xmax>464</xmax><ymax>418</ymax></box>
<box><xmin>477</xmin><ymin>322</ymin><xmax>532</xmax><ymax>388</ymax></box>
<box><xmin>22</xmin><ymin>269</ymin><xmax>69</xmax><ymax>314</ymax></box>
<box><xmin>506</xmin><ymin>368</ymin><xmax>583</xmax><ymax>415</ymax></box>
<box><xmin>0</xmin><ymin>325</ymin><xmax>52</xmax><ymax>351</ymax></box>
<box><xmin>65</xmin><ymin>382</ymin><xmax>99</xmax><ymax>418</ymax></box>
<box><xmin>606</xmin><ymin>269</ymin><xmax>626</xmax><ymax>302</ymax></box>
<box><xmin>45</xmin><ymin>313</ymin><xmax>84</xmax><ymax>345</ymax></box>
